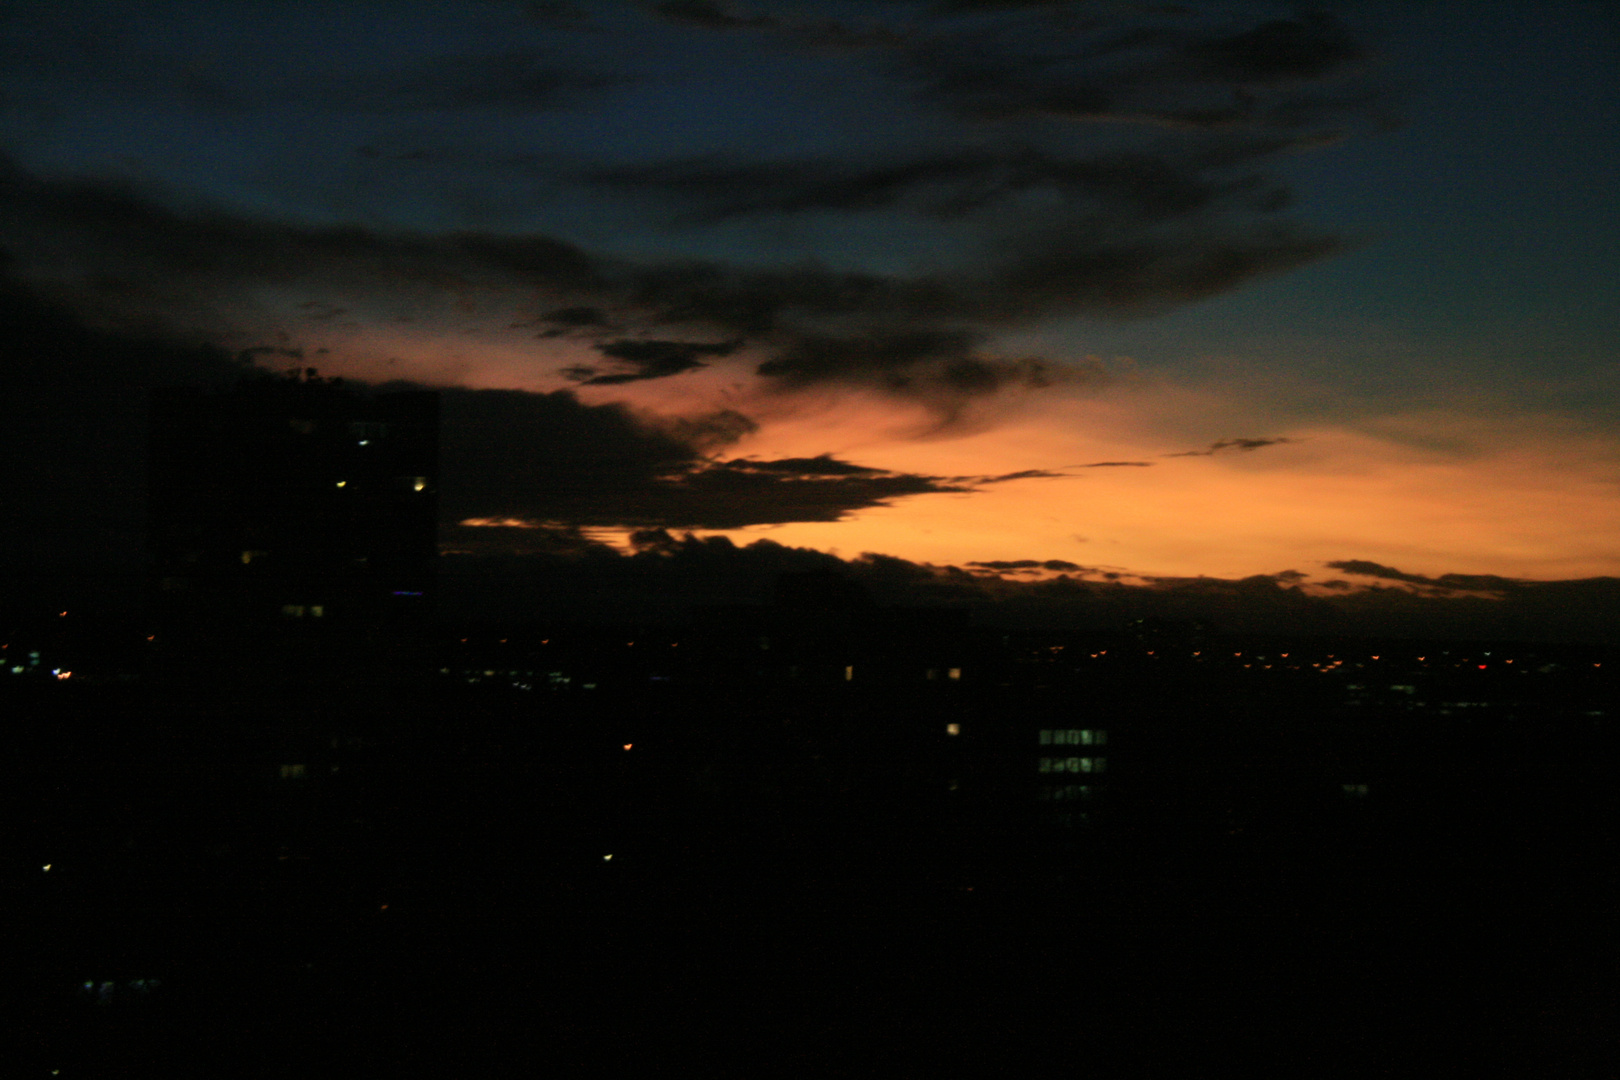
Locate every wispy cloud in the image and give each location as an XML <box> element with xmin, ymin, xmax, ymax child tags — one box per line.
<box><xmin>1164</xmin><ymin>436</ymin><xmax>1297</xmax><ymax>457</ymax></box>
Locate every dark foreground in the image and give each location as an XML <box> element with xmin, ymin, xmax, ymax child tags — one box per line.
<box><xmin>5</xmin><ymin>639</ymin><xmax>1615</xmax><ymax>1077</ymax></box>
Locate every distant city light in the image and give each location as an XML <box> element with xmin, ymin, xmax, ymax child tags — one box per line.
<box><xmin>603</xmin><ymin>854</ymin><xmax>613</xmax><ymax>861</ymax></box>
<box><xmin>946</xmin><ymin>723</ymin><xmax>961</xmax><ymax>736</ymax></box>
<box><xmin>42</xmin><ymin>864</ymin><xmax>51</xmax><ymax>871</ymax></box>
<box><xmin>335</xmin><ymin>480</ymin><xmax>347</xmax><ymax>487</ymax></box>
<box><xmin>623</xmin><ymin>744</ymin><xmax>633</xmax><ymax>750</ymax></box>
<box><xmin>358</xmin><ymin>439</ymin><xmax>370</xmax><ymax>446</ymax></box>
<box><xmin>413</xmin><ymin>478</ymin><xmax>426</xmax><ymax>491</ymax></box>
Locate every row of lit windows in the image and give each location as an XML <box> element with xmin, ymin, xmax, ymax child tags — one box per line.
<box><xmin>1039</xmin><ymin>757</ymin><xmax>1105</xmax><ymax>774</ymax></box>
<box><xmin>1038</xmin><ymin>784</ymin><xmax>1093</xmax><ymax>802</ymax></box>
<box><xmin>1039</xmin><ymin>729</ymin><xmax>1106</xmax><ymax>746</ymax></box>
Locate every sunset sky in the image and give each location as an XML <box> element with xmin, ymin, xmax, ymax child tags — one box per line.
<box><xmin>2</xmin><ymin>0</ymin><xmax>1616</xmax><ymax>634</ymax></box>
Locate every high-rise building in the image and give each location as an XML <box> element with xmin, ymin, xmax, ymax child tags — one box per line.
<box><xmin>147</xmin><ymin>370</ymin><xmax>438</xmax><ymax>634</ymax></box>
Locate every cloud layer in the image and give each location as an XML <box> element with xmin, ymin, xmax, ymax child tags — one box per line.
<box><xmin>0</xmin><ymin>0</ymin><xmax>1389</xmax><ymax>415</ymax></box>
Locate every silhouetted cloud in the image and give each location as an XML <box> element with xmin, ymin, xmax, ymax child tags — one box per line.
<box><xmin>753</xmin><ymin>328</ymin><xmax>1102</xmax><ymax>408</ymax></box>
<box><xmin>1325</xmin><ymin>560</ymin><xmax>1524</xmax><ymax>596</ymax></box>
<box><xmin>563</xmin><ymin>337</ymin><xmax>742</xmax><ymax>385</ymax></box>
<box><xmin>973</xmin><ymin>468</ymin><xmax>1067</xmax><ymax>482</ymax></box>
<box><xmin>439</xmin><ymin>531</ymin><xmax>1620</xmax><ymax>643</ymax></box>
<box><xmin>1165</xmin><ymin>437</ymin><xmax>1296</xmax><ymax>457</ymax></box>
<box><xmin>543</xmin><ymin>305</ymin><xmax>611</xmax><ymax>327</ymax></box>
<box><xmin>434</xmin><ymin>387</ymin><xmax>1013</xmax><ymax>529</ymax></box>
<box><xmin>721</xmin><ymin>455</ymin><xmax>888</xmax><ymax>476</ymax></box>
<box><xmin>1078</xmin><ymin>460</ymin><xmax>1153</xmax><ymax>467</ymax></box>
<box><xmin>0</xmin><ymin>152</ymin><xmax>1328</xmax><ymax>410</ymax></box>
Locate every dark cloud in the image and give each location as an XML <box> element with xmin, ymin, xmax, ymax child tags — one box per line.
<box><xmin>1324</xmin><ymin>560</ymin><xmax>1524</xmax><ymax>596</ymax></box>
<box><xmin>0</xmin><ymin>149</ymin><xmax>1337</xmax><ymax>408</ymax></box>
<box><xmin>1327</xmin><ymin>559</ymin><xmax>1429</xmax><ymax>584</ymax></box>
<box><xmin>1185</xmin><ymin>14</ymin><xmax>1363</xmax><ymax>86</ymax></box>
<box><xmin>1079</xmin><ymin>460</ymin><xmax>1153</xmax><ymax>467</ymax></box>
<box><xmin>927</xmin><ymin>1</ymin><xmax>1075</xmax><ymax>12</ymax></box>
<box><xmin>589</xmin><ymin>146</ymin><xmax>1279</xmax><ymax>225</ymax></box>
<box><xmin>1165</xmin><ymin>437</ymin><xmax>1296</xmax><ymax>457</ymax></box>
<box><xmin>543</xmin><ymin>305</ymin><xmax>611</xmax><ymax>327</ymax></box>
<box><xmin>563</xmin><ymin>337</ymin><xmax>741</xmax><ymax>385</ymax></box>
<box><xmin>435</xmin><ymin>387</ymin><xmax>996</xmax><ymax>530</ymax></box>
<box><xmin>524</xmin><ymin>1</ymin><xmax>594</xmax><ymax>28</ymax></box>
<box><xmin>0</xmin><ymin>2</ymin><xmax>1388</xmax><ymax>421</ymax></box>
<box><xmin>967</xmin><ymin>558</ymin><xmax>1087</xmax><ymax>573</ymax></box>
<box><xmin>900</xmin><ymin>8</ymin><xmax>1374</xmax><ymax>128</ymax></box>
<box><xmin>643</xmin><ymin>458</ymin><xmax>975</xmax><ymax>529</ymax></box>
<box><xmin>649</xmin><ymin>0</ymin><xmax>902</xmax><ymax>49</ymax></box>
<box><xmin>722</xmin><ymin>455</ymin><xmax>888</xmax><ymax>477</ymax></box>
<box><xmin>370</xmin><ymin>52</ymin><xmax>622</xmax><ymax>113</ymax></box>
<box><xmin>973</xmin><ymin>468</ymin><xmax>1067</xmax><ymax>482</ymax></box>
<box><xmin>439</xmin><ymin>533</ymin><xmax>1620</xmax><ymax>644</ymax></box>
<box><xmin>652</xmin><ymin>0</ymin><xmax>778</xmax><ymax>31</ymax></box>
<box><xmin>753</xmin><ymin>328</ymin><xmax>1091</xmax><ymax>407</ymax></box>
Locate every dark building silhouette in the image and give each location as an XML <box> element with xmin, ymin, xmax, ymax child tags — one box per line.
<box><xmin>147</xmin><ymin>369</ymin><xmax>439</xmax><ymax>636</ymax></box>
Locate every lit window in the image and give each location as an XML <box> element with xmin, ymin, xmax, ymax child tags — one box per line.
<box><xmin>281</xmin><ymin>604</ymin><xmax>305</xmax><ymax>618</ymax></box>
<box><xmin>1041</xmin><ymin>757</ymin><xmax>1104</xmax><ymax>774</ymax></box>
<box><xmin>412</xmin><ymin>477</ymin><xmax>427</xmax><ymax>492</ymax></box>
<box><xmin>844</xmin><ymin>666</ymin><xmax>854</xmax><ymax>681</ymax></box>
<box><xmin>946</xmin><ymin>723</ymin><xmax>961</xmax><ymax>736</ymax></box>
<box><xmin>280</xmin><ymin>764</ymin><xmax>307</xmax><ymax>779</ymax></box>
<box><xmin>309</xmin><ymin>605</ymin><xmax>324</xmax><ymax>618</ymax></box>
<box><xmin>948</xmin><ymin>667</ymin><xmax>962</xmax><ymax>681</ymax></box>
